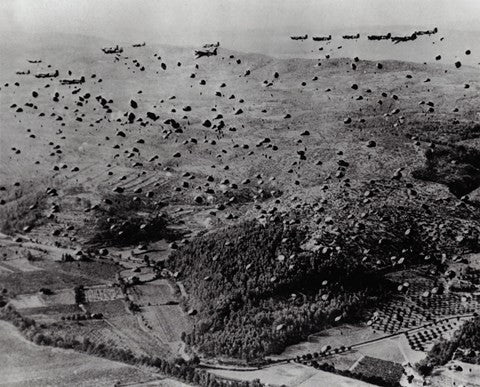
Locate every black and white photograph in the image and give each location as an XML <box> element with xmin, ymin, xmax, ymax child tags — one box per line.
<box><xmin>1</xmin><ymin>1</ymin><xmax>480</xmax><ymax>386</ymax></box>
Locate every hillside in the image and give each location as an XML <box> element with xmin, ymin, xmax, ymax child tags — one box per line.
<box><xmin>1</xmin><ymin>32</ymin><xmax>479</xmax><ymax>242</ymax></box>
<box><xmin>169</xmin><ymin>177</ymin><xmax>480</xmax><ymax>360</ymax></box>
<box><xmin>1</xmin><ymin>30</ymin><xmax>480</xmax><ymax>385</ymax></box>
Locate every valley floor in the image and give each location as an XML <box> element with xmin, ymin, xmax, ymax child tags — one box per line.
<box><xmin>0</xmin><ymin>320</ymin><xmax>187</xmax><ymax>387</ymax></box>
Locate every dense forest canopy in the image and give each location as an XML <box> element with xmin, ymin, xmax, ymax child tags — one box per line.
<box><xmin>168</xmin><ymin>181</ymin><xmax>480</xmax><ymax>360</ymax></box>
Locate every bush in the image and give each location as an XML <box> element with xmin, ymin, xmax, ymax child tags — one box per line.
<box><xmin>413</xmin><ymin>144</ymin><xmax>480</xmax><ymax>197</ymax></box>
<box><xmin>87</xmin><ymin>194</ymin><xmax>175</xmax><ymax>247</ymax></box>
<box><xmin>417</xmin><ymin>316</ymin><xmax>480</xmax><ymax>374</ymax></box>
<box><xmin>0</xmin><ymin>191</ymin><xmax>48</xmax><ymax>234</ymax></box>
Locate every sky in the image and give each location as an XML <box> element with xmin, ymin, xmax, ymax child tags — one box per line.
<box><xmin>1</xmin><ymin>0</ymin><xmax>479</xmax><ymax>43</ymax></box>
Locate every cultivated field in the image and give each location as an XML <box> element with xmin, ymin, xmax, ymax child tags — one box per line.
<box><xmin>210</xmin><ymin>362</ymin><xmax>375</xmax><ymax>386</ymax></box>
<box><xmin>0</xmin><ymin>320</ymin><xmax>176</xmax><ymax>386</ymax></box>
